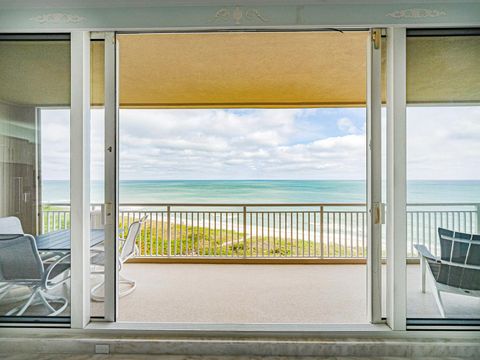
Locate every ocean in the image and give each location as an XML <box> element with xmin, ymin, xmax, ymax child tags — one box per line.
<box><xmin>42</xmin><ymin>180</ymin><xmax>480</xmax><ymax>205</ymax></box>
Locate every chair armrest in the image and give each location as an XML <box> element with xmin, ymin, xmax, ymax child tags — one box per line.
<box><xmin>414</xmin><ymin>244</ymin><xmax>439</xmax><ymax>262</ymax></box>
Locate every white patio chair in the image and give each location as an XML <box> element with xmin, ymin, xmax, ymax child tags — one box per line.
<box><xmin>0</xmin><ymin>216</ymin><xmax>60</xmax><ymax>270</ymax></box>
<box><xmin>90</xmin><ymin>215</ymin><xmax>147</xmax><ymax>302</ymax></box>
<box><xmin>0</xmin><ymin>217</ymin><xmax>46</xmax><ymax>301</ymax></box>
<box><xmin>0</xmin><ymin>216</ymin><xmax>24</xmax><ymax>234</ymax></box>
<box><xmin>0</xmin><ymin>217</ymin><xmax>23</xmax><ymax>300</ymax></box>
<box><xmin>0</xmin><ymin>234</ymin><xmax>70</xmax><ymax>316</ymax></box>
<box><xmin>415</xmin><ymin>227</ymin><xmax>480</xmax><ymax>318</ymax></box>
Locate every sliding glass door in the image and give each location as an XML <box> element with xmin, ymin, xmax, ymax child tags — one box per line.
<box><xmin>89</xmin><ymin>33</ymin><xmax>118</xmax><ymax>322</ymax></box>
<box><xmin>0</xmin><ymin>35</ymin><xmax>71</xmax><ymax>323</ymax></box>
<box><xmin>405</xmin><ymin>31</ymin><xmax>480</xmax><ymax>325</ymax></box>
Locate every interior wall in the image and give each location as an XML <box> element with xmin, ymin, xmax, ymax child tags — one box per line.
<box><xmin>0</xmin><ymin>101</ymin><xmax>38</xmax><ymax>234</ymax></box>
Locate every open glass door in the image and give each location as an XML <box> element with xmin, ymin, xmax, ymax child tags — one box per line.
<box><xmin>366</xmin><ymin>29</ymin><xmax>383</xmax><ymax>324</ymax></box>
<box><xmin>89</xmin><ymin>32</ymin><xmax>118</xmax><ymax>322</ymax></box>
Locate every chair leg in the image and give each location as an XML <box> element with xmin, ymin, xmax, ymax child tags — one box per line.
<box><xmin>40</xmin><ymin>291</ymin><xmax>68</xmax><ymax>316</ymax></box>
<box><xmin>421</xmin><ymin>257</ymin><xmax>426</xmax><ymax>293</ymax></box>
<box><xmin>91</xmin><ymin>272</ymin><xmax>136</xmax><ymax>301</ymax></box>
<box><xmin>6</xmin><ymin>288</ymin><xmax>39</xmax><ymax>316</ymax></box>
<box><xmin>38</xmin><ymin>290</ymin><xmax>57</xmax><ymax>313</ymax></box>
<box><xmin>432</xmin><ymin>288</ymin><xmax>446</xmax><ymax>318</ymax></box>
<box><xmin>119</xmin><ymin>273</ymin><xmax>136</xmax><ymax>298</ymax></box>
<box><xmin>5</xmin><ymin>287</ymin><xmax>68</xmax><ymax>317</ymax></box>
<box><xmin>61</xmin><ymin>270</ymin><xmax>71</xmax><ymax>295</ymax></box>
<box><xmin>91</xmin><ymin>279</ymin><xmax>106</xmax><ymax>302</ymax></box>
<box><xmin>422</xmin><ymin>260</ymin><xmax>446</xmax><ymax>318</ymax></box>
<box><xmin>0</xmin><ymin>284</ymin><xmax>13</xmax><ymax>302</ymax></box>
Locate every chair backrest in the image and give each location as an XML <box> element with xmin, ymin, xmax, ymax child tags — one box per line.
<box><xmin>0</xmin><ymin>234</ymin><xmax>43</xmax><ymax>282</ymax></box>
<box><xmin>435</xmin><ymin>228</ymin><xmax>480</xmax><ymax>291</ymax></box>
<box><xmin>0</xmin><ymin>216</ymin><xmax>24</xmax><ymax>234</ymax></box>
<box><xmin>120</xmin><ymin>216</ymin><xmax>148</xmax><ymax>261</ymax></box>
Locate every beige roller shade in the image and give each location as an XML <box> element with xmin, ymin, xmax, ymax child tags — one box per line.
<box><xmin>0</xmin><ymin>40</ymin><xmax>105</xmax><ymax>107</ymax></box>
<box><xmin>118</xmin><ymin>32</ymin><xmax>369</xmax><ymax>108</ymax></box>
<box><xmin>0</xmin><ymin>41</ymin><xmax>70</xmax><ymax>106</ymax></box>
<box><xmin>91</xmin><ymin>41</ymin><xmax>105</xmax><ymax>107</ymax></box>
<box><xmin>406</xmin><ymin>36</ymin><xmax>480</xmax><ymax>104</ymax></box>
<box><xmin>3</xmin><ymin>34</ymin><xmax>477</xmax><ymax>108</ymax></box>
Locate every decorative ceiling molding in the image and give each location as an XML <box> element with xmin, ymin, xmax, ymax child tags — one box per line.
<box><xmin>212</xmin><ymin>6</ymin><xmax>268</xmax><ymax>25</ymax></box>
<box><xmin>29</xmin><ymin>13</ymin><xmax>86</xmax><ymax>24</ymax></box>
<box><xmin>386</xmin><ymin>8</ymin><xmax>447</xmax><ymax>19</ymax></box>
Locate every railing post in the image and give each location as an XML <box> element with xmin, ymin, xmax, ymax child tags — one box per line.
<box><xmin>476</xmin><ymin>204</ymin><xmax>480</xmax><ymax>234</ymax></box>
<box><xmin>39</xmin><ymin>205</ymin><xmax>44</xmax><ymax>235</ymax></box>
<box><xmin>167</xmin><ymin>206</ymin><xmax>171</xmax><ymax>257</ymax></box>
<box><xmin>320</xmin><ymin>206</ymin><xmax>324</xmax><ymax>258</ymax></box>
<box><xmin>243</xmin><ymin>206</ymin><xmax>247</xmax><ymax>258</ymax></box>
<box><xmin>100</xmin><ymin>203</ymin><xmax>105</xmax><ymax>227</ymax></box>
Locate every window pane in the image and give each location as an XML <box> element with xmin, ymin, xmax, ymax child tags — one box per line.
<box><xmin>0</xmin><ymin>38</ymin><xmax>71</xmax><ymax>322</ymax></box>
<box><xmin>406</xmin><ymin>34</ymin><xmax>480</xmax><ymax>322</ymax></box>
<box><xmin>90</xmin><ymin>40</ymin><xmax>106</xmax><ymax>318</ymax></box>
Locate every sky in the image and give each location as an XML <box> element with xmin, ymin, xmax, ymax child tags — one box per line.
<box><xmin>41</xmin><ymin>106</ymin><xmax>480</xmax><ymax>181</ymax></box>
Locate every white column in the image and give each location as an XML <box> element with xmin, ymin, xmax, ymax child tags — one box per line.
<box><xmin>104</xmin><ymin>32</ymin><xmax>118</xmax><ymax>322</ymax></box>
<box><xmin>70</xmin><ymin>31</ymin><xmax>91</xmax><ymax>329</ymax></box>
<box><xmin>366</xmin><ymin>28</ymin><xmax>383</xmax><ymax>324</ymax></box>
<box><xmin>386</xmin><ymin>27</ymin><xmax>407</xmax><ymax>331</ymax></box>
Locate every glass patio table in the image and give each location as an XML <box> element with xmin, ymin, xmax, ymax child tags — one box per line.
<box><xmin>35</xmin><ymin>229</ymin><xmax>107</xmax><ymax>251</ymax></box>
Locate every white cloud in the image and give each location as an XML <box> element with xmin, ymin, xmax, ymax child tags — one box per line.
<box><xmin>39</xmin><ymin>106</ymin><xmax>480</xmax><ymax>181</ymax></box>
<box><xmin>117</xmin><ymin>109</ymin><xmax>366</xmax><ymax>180</ymax></box>
<box><xmin>406</xmin><ymin>107</ymin><xmax>480</xmax><ymax>180</ymax></box>
<box><xmin>337</xmin><ymin>117</ymin><xmax>361</xmax><ymax>134</ymax></box>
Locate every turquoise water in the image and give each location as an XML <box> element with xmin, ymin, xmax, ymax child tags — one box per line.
<box><xmin>42</xmin><ymin>180</ymin><xmax>480</xmax><ymax>204</ymax></box>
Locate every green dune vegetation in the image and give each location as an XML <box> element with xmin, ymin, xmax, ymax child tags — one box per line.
<box><xmin>125</xmin><ymin>218</ymin><xmax>364</xmax><ymax>258</ymax></box>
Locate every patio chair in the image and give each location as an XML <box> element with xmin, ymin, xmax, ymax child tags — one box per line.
<box><xmin>0</xmin><ymin>216</ymin><xmax>60</xmax><ymax>265</ymax></box>
<box><xmin>414</xmin><ymin>228</ymin><xmax>480</xmax><ymax>318</ymax></box>
<box><xmin>0</xmin><ymin>217</ymin><xmax>23</xmax><ymax>300</ymax></box>
<box><xmin>90</xmin><ymin>215</ymin><xmax>147</xmax><ymax>301</ymax></box>
<box><xmin>0</xmin><ymin>216</ymin><xmax>24</xmax><ymax>234</ymax></box>
<box><xmin>0</xmin><ymin>234</ymin><xmax>70</xmax><ymax>316</ymax></box>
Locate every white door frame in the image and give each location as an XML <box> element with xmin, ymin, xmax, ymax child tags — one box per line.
<box><xmin>71</xmin><ymin>31</ymin><xmax>117</xmax><ymax>326</ymax></box>
<box><xmin>366</xmin><ymin>28</ymin><xmax>383</xmax><ymax>324</ymax></box>
<box><xmin>70</xmin><ymin>31</ymin><xmax>91</xmax><ymax>329</ymax></box>
<box><xmin>103</xmin><ymin>31</ymin><xmax>119</xmax><ymax>322</ymax></box>
<box><xmin>385</xmin><ymin>27</ymin><xmax>407</xmax><ymax>331</ymax></box>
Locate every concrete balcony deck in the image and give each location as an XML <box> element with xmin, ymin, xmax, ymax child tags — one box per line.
<box><xmin>2</xmin><ymin>263</ymin><xmax>478</xmax><ymax>322</ymax></box>
<box><xmin>90</xmin><ymin>263</ymin><xmax>479</xmax><ymax>323</ymax></box>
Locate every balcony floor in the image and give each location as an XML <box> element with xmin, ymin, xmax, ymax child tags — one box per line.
<box><xmin>115</xmin><ymin>263</ymin><xmax>368</xmax><ymax>323</ymax></box>
<box><xmin>94</xmin><ymin>263</ymin><xmax>479</xmax><ymax>323</ymax></box>
<box><xmin>2</xmin><ymin>264</ymin><xmax>478</xmax><ymax>322</ymax></box>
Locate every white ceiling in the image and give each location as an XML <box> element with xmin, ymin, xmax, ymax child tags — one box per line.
<box><xmin>0</xmin><ymin>0</ymin><xmax>478</xmax><ymax>10</ymax></box>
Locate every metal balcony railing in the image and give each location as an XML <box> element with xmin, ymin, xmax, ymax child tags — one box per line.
<box><xmin>40</xmin><ymin>202</ymin><xmax>480</xmax><ymax>259</ymax></box>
